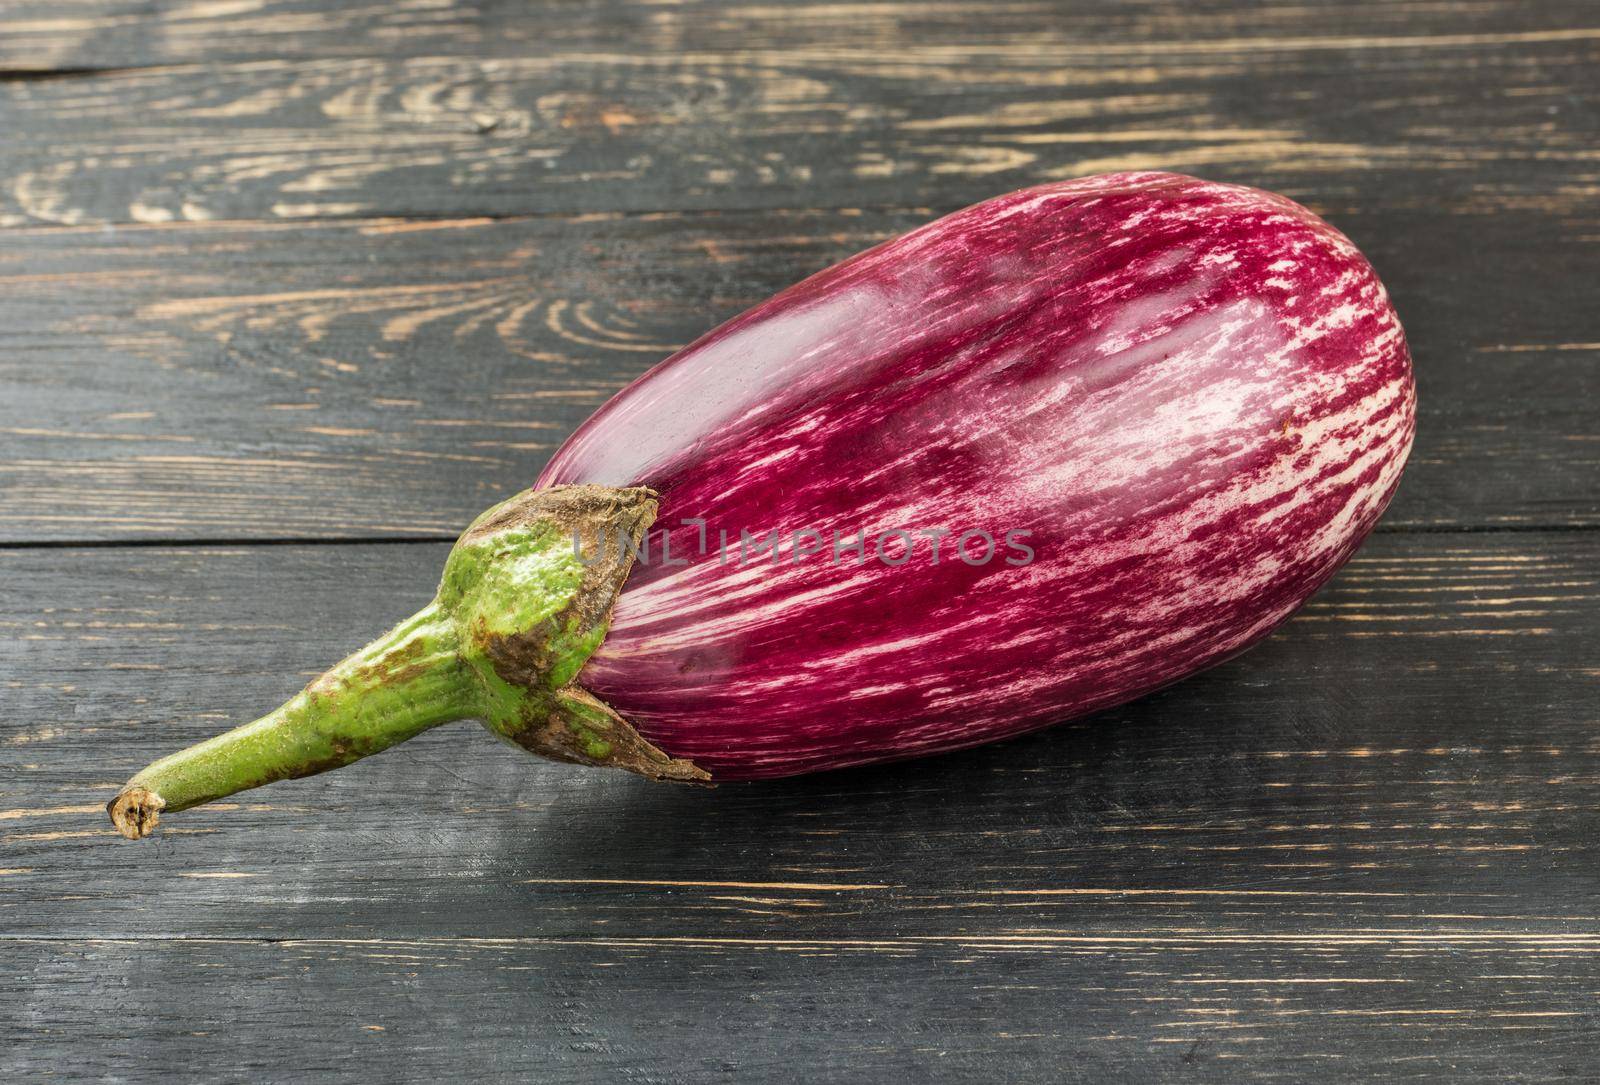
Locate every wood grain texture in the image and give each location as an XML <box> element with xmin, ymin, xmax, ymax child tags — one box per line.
<box><xmin>3</xmin><ymin>0</ymin><xmax>1598</xmax><ymax>1079</ymax></box>
<box><xmin>5</xmin><ymin>935</ymin><xmax>1596</xmax><ymax>1082</ymax></box>
<box><xmin>2</xmin><ymin>532</ymin><xmax>1597</xmax><ymax>1078</ymax></box>
<box><xmin>1</xmin><ymin>206</ymin><xmax>1595</xmax><ymax>542</ymax></box>
<box><xmin>1</xmin><ymin>2</ymin><xmax>1597</xmax><ymax>225</ymax></box>
<box><xmin>7</xmin><ymin>0</ymin><xmax>1598</xmax><ymax>68</ymax></box>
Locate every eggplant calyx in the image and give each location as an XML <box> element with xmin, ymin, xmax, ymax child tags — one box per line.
<box><xmin>447</xmin><ymin>485</ymin><xmax>707</xmax><ymax>783</ymax></box>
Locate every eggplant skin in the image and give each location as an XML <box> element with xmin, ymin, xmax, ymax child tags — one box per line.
<box><xmin>538</xmin><ymin>172</ymin><xmax>1416</xmax><ymax>779</ymax></box>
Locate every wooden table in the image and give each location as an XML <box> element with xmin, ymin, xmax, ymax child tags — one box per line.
<box><xmin>3</xmin><ymin>2</ymin><xmax>1597</xmax><ymax>1080</ymax></box>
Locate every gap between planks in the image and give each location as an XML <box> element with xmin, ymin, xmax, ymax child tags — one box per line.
<box><xmin>1</xmin><ymin>522</ymin><xmax>1595</xmax><ymax>553</ymax></box>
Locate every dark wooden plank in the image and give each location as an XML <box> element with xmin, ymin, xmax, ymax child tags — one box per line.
<box><xmin>1</xmin><ymin>9</ymin><xmax>1597</xmax><ymax>224</ymax></box>
<box><xmin>3</xmin><ymin>531</ymin><xmax>1596</xmax><ymax>932</ymax></box>
<box><xmin>5</xmin><ymin>3</ymin><xmax>1594</xmax><ymax>1080</ymax></box>
<box><xmin>1</xmin><ymin>207</ymin><xmax>1595</xmax><ymax>542</ymax></box>
<box><xmin>7</xmin><ymin>0</ymin><xmax>1596</xmax><ymax>69</ymax></box>
<box><xmin>5</xmin><ymin>934</ymin><xmax>1597</xmax><ymax>1083</ymax></box>
<box><xmin>3</xmin><ymin>531</ymin><xmax>1598</xmax><ymax>1077</ymax></box>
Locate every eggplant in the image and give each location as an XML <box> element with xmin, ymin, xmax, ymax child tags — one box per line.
<box><xmin>109</xmin><ymin>171</ymin><xmax>1414</xmax><ymax>838</ymax></box>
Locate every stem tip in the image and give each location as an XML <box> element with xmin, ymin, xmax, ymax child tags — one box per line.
<box><xmin>107</xmin><ymin>787</ymin><xmax>166</xmax><ymax>840</ymax></box>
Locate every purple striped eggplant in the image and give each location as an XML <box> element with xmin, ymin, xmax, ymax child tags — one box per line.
<box><xmin>110</xmin><ymin>171</ymin><xmax>1414</xmax><ymax>838</ymax></box>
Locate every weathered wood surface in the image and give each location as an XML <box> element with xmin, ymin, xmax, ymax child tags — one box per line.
<box><xmin>7</xmin><ymin>0</ymin><xmax>1597</xmax><ymax>69</ymax></box>
<box><xmin>1</xmin><ymin>0</ymin><xmax>1595</xmax><ymax>544</ymax></box>
<box><xmin>2</xmin><ymin>206</ymin><xmax>1596</xmax><ymax>541</ymax></box>
<box><xmin>3</xmin><ymin>0</ymin><xmax>1598</xmax><ymax>1080</ymax></box>
<box><xmin>5</xmin><ymin>935</ymin><xmax>1596</xmax><ymax>1083</ymax></box>
<box><xmin>3</xmin><ymin>532</ymin><xmax>1598</xmax><ymax>1078</ymax></box>
<box><xmin>1</xmin><ymin>3</ymin><xmax>1598</xmax><ymax>225</ymax></box>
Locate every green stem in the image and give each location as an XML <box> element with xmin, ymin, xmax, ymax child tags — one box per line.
<box><xmin>107</xmin><ymin>603</ymin><xmax>475</xmax><ymax>839</ymax></box>
<box><xmin>107</xmin><ymin>484</ymin><xmax>706</xmax><ymax>841</ymax></box>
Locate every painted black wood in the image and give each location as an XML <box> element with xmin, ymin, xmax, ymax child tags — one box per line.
<box><xmin>5</xmin><ymin>0</ymin><xmax>1595</xmax><ymax>69</ymax></box>
<box><xmin>0</xmin><ymin>206</ymin><xmax>1595</xmax><ymax>541</ymax></box>
<box><xmin>2</xmin><ymin>533</ymin><xmax>1598</xmax><ymax>1077</ymax></box>
<box><xmin>5</xmin><ymin>934</ymin><xmax>1597</xmax><ymax>1083</ymax></box>
<box><xmin>0</xmin><ymin>2</ymin><xmax>1597</xmax><ymax>226</ymax></box>
<box><xmin>2</xmin><ymin>0</ymin><xmax>1597</xmax><ymax>1080</ymax></box>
